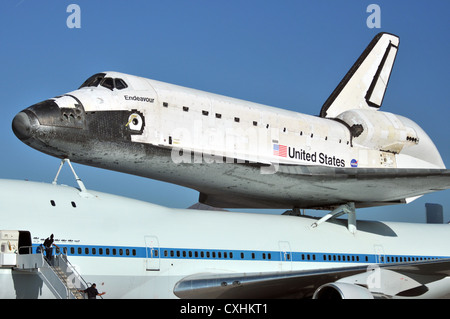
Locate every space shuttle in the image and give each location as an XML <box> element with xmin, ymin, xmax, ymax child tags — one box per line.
<box><xmin>12</xmin><ymin>33</ymin><xmax>450</xmax><ymax>210</ymax></box>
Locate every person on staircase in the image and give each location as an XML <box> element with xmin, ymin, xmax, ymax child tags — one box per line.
<box><xmin>79</xmin><ymin>283</ymin><xmax>106</xmax><ymax>299</ymax></box>
<box><xmin>43</xmin><ymin>234</ymin><xmax>59</xmax><ymax>265</ymax></box>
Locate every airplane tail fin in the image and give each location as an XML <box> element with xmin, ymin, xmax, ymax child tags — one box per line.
<box><xmin>320</xmin><ymin>32</ymin><xmax>399</xmax><ymax>118</ymax></box>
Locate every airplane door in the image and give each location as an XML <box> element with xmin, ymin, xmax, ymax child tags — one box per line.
<box><xmin>278</xmin><ymin>241</ymin><xmax>292</xmax><ymax>271</ymax></box>
<box><xmin>145</xmin><ymin>236</ymin><xmax>160</xmax><ymax>271</ymax></box>
<box><xmin>374</xmin><ymin>244</ymin><xmax>385</xmax><ymax>264</ymax></box>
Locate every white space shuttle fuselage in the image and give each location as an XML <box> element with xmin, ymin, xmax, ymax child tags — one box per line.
<box><xmin>12</xmin><ymin>33</ymin><xmax>450</xmax><ymax>209</ymax></box>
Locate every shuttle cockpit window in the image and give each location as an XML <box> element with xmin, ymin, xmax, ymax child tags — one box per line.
<box><xmin>100</xmin><ymin>77</ymin><xmax>128</xmax><ymax>91</ymax></box>
<box><xmin>79</xmin><ymin>73</ymin><xmax>128</xmax><ymax>91</ymax></box>
<box><xmin>101</xmin><ymin>77</ymin><xmax>115</xmax><ymax>90</ymax></box>
<box><xmin>79</xmin><ymin>73</ymin><xmax>106</xmax><ymax>88</ymax></box>
<box><xmin>115</xmin><ymin>78</ymin><xmax>128</xmax><ymax>90</ymax></box>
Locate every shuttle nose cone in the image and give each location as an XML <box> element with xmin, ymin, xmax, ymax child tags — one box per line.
<box><xmin>12</xmin><ymin>99</ymin><xmax>70</xmax><ymax>142</ymax></box>
<box><xmin>12</xmin><ymin>111</ymin><xmax>38</xmax><ymax>140</ymax></box>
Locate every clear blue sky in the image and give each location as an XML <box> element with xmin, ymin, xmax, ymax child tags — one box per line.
<box><xmin>0</xmin><ymin>1</ymin><xmax>448</xmax><ymax>223</ymax></box>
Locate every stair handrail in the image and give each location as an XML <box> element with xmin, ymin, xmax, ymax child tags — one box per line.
<box><xmin>56</xmin><ymin>250</ymin><xmax>103</xmax><ymax>299</ymax></box>
<box><xmin>18</xmin><ymin>245</ymin><xmax>103</xmax><ymax>299</ymax></box>
<box><xmin>57</xmin><ymin>253</ymin><xmax>89</xmax><ymax>291</ymax></box>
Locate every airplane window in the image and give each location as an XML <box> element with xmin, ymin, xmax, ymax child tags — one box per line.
<box><xmin>101</xmin><ymin>77</ymin><xmax>115</xmax><ymax>90</ymax></box>
<box><xmin>79</xmin><ymin>73</ymin><xmax>106</xmax><ymax>88</ymax></box>
<box><xmin>115</xmin><ymin>78</ymin><xmax>128</xmax><ymax>90</ymax></box>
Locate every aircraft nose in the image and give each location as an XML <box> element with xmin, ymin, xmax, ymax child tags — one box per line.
<box><xmin>12</xmin><ymin>110</ymin><xmax>38</xmax><ymax>141</ymax></box>
<box><xmin>12</xmin><ymin>99</ymin><xmax>63</xmax><ymax>142</ymax></box>
<box><xmin>12</xmin><ymin>98</ymin><xmax>87</xmax><ymax>143</ymax></box>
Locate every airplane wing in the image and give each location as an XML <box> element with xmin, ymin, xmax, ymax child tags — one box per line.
<box><xmin>173</xmin><ymin>259</ymin><xmax>450</xmax><ymax>299</ymax></box>
<box><xmin>320</xmin><ymin>32</ymin><xmax>399</xmax><ymax>118</ymax></box>
<box><xmin>199</xmin><ymin>165</ymin><xmax>450</xmax><ymax>209</ymax></box>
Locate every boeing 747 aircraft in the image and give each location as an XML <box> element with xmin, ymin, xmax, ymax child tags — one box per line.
<box><xmin>11</xmin><ymin>33</ymin><xmax>450</xmax><ymax>210</ymax></box>
<box><xmin>0</xmin><ymin>178</ymin><xmax>449</xmax><ymax>299</ymax></box>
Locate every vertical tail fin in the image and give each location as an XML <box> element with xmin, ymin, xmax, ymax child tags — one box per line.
<box><xmin>320</xmin><ymin>33</ymin><xmax>400</xmax><ymax>118</ymax></box>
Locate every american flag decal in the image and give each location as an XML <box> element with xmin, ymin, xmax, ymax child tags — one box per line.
<box><xmin>273</xmin><ymin>144</ymin><xmax>287</xmax><ymax>157</ymax></box>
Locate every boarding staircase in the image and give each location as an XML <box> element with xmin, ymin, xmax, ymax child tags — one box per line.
<box><xmin>14</xmin><ymin>249</ymin><xmax>89</xmax><ymax>299</ymax></box>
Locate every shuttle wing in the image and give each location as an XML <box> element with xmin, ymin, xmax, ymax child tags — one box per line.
<box><xmin>199</xmin><ymin>165</ymin><xmax>450</xmax><ymax>209</ymax></box>
<box><xmin>320</xmin><ymin>32</ymin><xmax>399</xmax><ymax>118</ymax></box>
<box><xmin>174</xmin><ymin>259</ymin><xmax>450</xmax><ymax>299</ymax></box>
